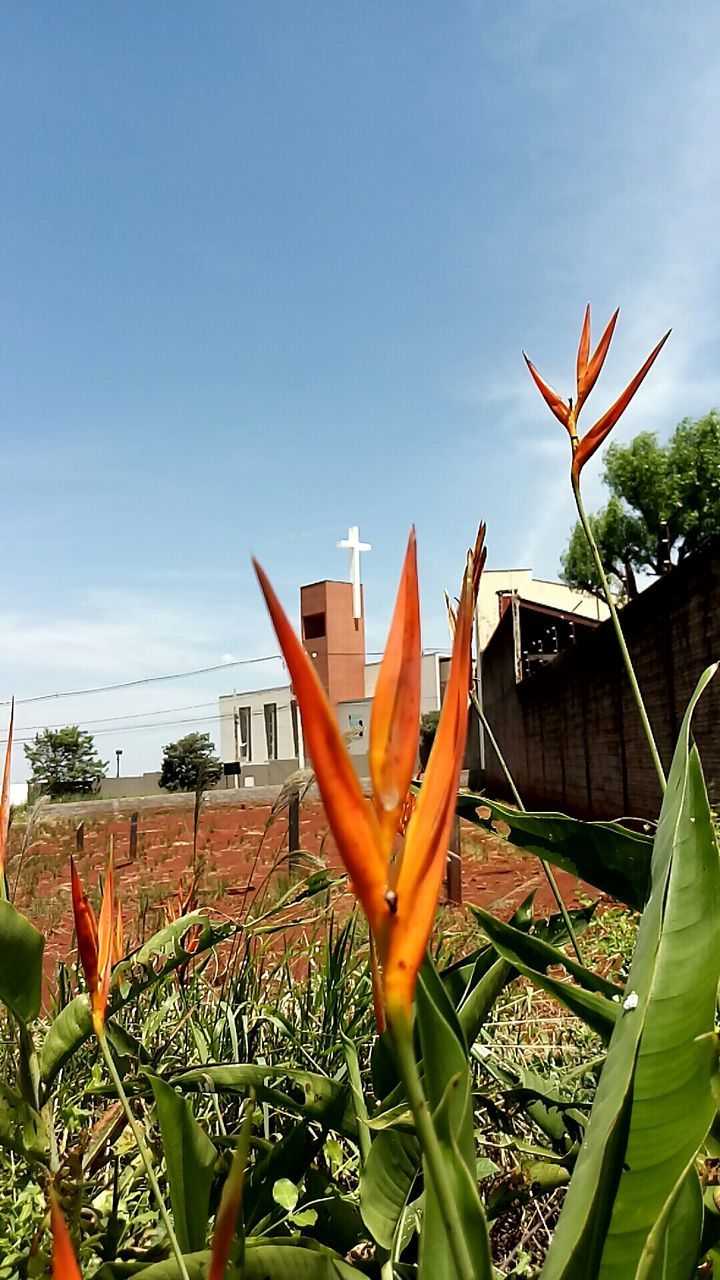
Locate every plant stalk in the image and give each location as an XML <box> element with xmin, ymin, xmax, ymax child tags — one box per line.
<box><xmin>572</xmin><ymin>475</ymin><xmax>666</xmax><ymax>794</ymax></box>
<box><xmin>470</xmin><ymin>689</ymin><xmax>584</xmax><ymax>964</ymax></box>
<box><xmin>389</xmin><ymin>1010</ymin><xmax>480</xmax><ymax>1280</ymax></box>
<box><xmin>99</xmin><ymin>1032</ymin><xmax>190</xmax><ymax>1280</ymax></box>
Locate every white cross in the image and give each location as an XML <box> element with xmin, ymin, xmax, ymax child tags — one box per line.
<box><xmin>337</xmin><ymin>525</ymin><xmax>372</xmax><ymax>620</ymax></box>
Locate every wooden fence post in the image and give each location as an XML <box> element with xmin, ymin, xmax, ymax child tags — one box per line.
<box><xmin>75</xmin><ymin>822</ymin><xmax>84</xmax><ymax>853</ymax></box>
<box><xmin>288</xmin><ymin>795</ymin><xmax>300</xmax><ymax>869</ymax></box>
<box><xmin>129</xmin><ymin>811</ymin><xmax>139</xmax><ymax>861</ymax></box>
<box><xmin>445</xmin><ymin>813</ymin><xmax>462</xmax><ymax>905</ymax></box>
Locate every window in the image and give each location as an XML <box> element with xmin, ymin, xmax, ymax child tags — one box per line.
<box><xmin>290</xmin><ymin>699</ymin><xmax>300</xmax><ymax>758</ymax></box>
<box><xmin>234</xmin><ymin>707</ymin><xmax>251</xmax><ymax>762</ymax></box>
<box><xmin>303</xmin><ymin>612</ymin><xmax>326</xmax><ymax>640</ymax></box>
<box><xmin>264</xmin><ymin>702</ymin><xmax>278</xmax><ymax>761</ymax></box>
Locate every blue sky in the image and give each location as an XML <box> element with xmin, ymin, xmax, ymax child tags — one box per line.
<box><xmin>1</xmin><ymin>2</ymin><xmax>719</xmax><ymax>777</ymax></box>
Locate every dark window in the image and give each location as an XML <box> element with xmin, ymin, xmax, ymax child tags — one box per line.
<box><xmin>264</xmin><ymin>702</ymin><xmax>278</xmax><ymax>760</ymax></box>
<box><xmin>290</xmin><ymin>700</ymin><xmax>300</xmax><ymax>758</ymax></box>
<box><xmin>303</xmin><ymin>612</ymin><xmax>326</xmax><ymax>640</ymax></box>
<box><xmin>235</xmin><ymin>707</ymin><xmax>251</xmax><ymax>761</ymax></box>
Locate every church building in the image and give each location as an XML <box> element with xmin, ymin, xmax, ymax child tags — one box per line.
<box><xmin>218</xmin><ymin>527</ymin><xmax>606</xmax><ymax>787</ymax></box>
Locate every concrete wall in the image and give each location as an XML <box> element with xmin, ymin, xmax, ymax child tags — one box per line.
<box><xmin>480</xmin><ymin>538</ymin><xmax>720</xmax><ymax>819</ymax></box>
<box><xmin>218</xmin><ymin>685</ymin><xmax>297</xmax><ymax>768</ymax></box>
<box><xmin>477</xmin><ymin>570</ymin><xmax>608</xmax><ymax>651</ymax></box>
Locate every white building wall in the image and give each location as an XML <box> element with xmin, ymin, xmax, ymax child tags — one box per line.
<box><xmin>219</xmin><ymin>684</ymin><xmax>296</xmax><ymax>766</ymax></box>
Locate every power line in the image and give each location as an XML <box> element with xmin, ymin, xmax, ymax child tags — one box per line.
<box><xmin>0</xmin><ymin>654</ymin><xmax>283</xmax><ymax>707</ymax></box>
<box><xmin>5</xmin><ymin>704</ymin><xmax>298</xmax><ymax>746</ymax></box>
<box><xmin>0</xmin><ymin>647</ymin><xmax>449</xmax><ymax>709</ymax></box>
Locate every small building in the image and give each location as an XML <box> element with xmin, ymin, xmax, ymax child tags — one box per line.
<box><xmin>476</xmin><ymin>569</ymin><xmax>608</xmax><ymax>652</ymax></box>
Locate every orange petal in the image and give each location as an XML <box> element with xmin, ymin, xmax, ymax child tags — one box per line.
<box><xmin>209</xmin><ymin>1107</ymin><xmax>253</xmax><ymax>1280</ymax></box>
<box><xmin>0</xmin><ymin>698</ymin><xmax>14</xmax><ymax>880</ymax></box>
<box><xmin>50</xmin><ymin>1189</ymin><xmax>82</xmax><ymax>1280</ymax></box>
<box><xmin>369</xmin><ymin>933</ymin><xmax>386</xmax><ymax>1035</ymax></box>
<box><xmin>93</xmin><ymin>852</ymin><xmax>115</xmax><ymax>1032</ymax></box>
<box><xmin>254</xmin><ymin>561</ymin><xmax>387</xmax><ymax>927</ymax></box>
<box><xmin>523</xmin><ymin>354</ymin><xmax>571</xmax><ymax>429</ymax></box>
<box><xmin>471</xmin><ymin>522</ymin><xmax>487</xmax><ymax>607</ymax></box>
<box><xmin>576</xmin><ymin>304</ymin><xmax>591</xmax><ymax>391</ymax></box>
<box><xmin>572</xmin><ymin>329</ymin><xmax>671</xmax><ymax>477</ymax></box>
<box><xmin>369</xmin><ymin>530</ymin><xmax>421</xmax><ymax>853</ymax></box>
<box><xmin>70</xmin><ymin>858</ymin><xmax>99</xmax><ymax>1000</ymax></box>
<box><xmin>576</xmin><ymin>308</ymin><xmax>619</xmax><ymax>415</ymax></box>
<box><xmin>383</xmin><ymin>556</ymin><xmax>475</xmax><ymax>1014</ymax></box>
<box><xmin>444</xmin><ymin>589</ymin><xmax>457</xmax><ymax>639</ymax></box>
<box><xmin>112</xmin><ymin>901</ymin><xmax>124</xmax><ymax>968</ymax></box>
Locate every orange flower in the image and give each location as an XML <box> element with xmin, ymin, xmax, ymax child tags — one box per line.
<box><xmin>70</xmin><ymin>854</ymin><xmax>116</xmax><ymax>1038</ymax></box>
<box><xmin>164</xmin><ymin>874</ymin><xmax>202</xmax><ymax>987</ymax></box>
<box><xmin>254</xmin><ymin>528</ymin><xmax>481</xmax><ymax>1017</ymax></box>
<box><xmin>0</xmin><ymin>698</ymin><xmax>14</xmax><ymax>887</ymax></box>
<box><xmin>50</xmin><ymin>1188</ymin><xmax>82</xmax><ymax>1280</ymax></box>
<box><xmin>524</xmin><ymin>306</ymin><xmax>670</xmax><ymax>478</ymax></box>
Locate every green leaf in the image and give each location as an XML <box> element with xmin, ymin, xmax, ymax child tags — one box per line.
<box><xmin>147</xmin><ymin>1073</ymin><xmax>217</xmax><ymax>1254</ymax></box>
<box><xmin>360</xmin><ymin>1128</ymin><xmax>420</xmax><ymax>1248</ymax></box>
<box><xmin>125</xmin><ymin>1239</ymin><xmax>362</xmax><ymax>1278</ymax></box>
<box><xmin>415</xmin><ymin>961</ymin><xmax>492</xmax><ymax>1280</ymax></box>
<box><xmin>0</xmin><ymin>899</ymin><xmax>44</xmax><ymax>1023</ymax></box>
<box><xmin>543</xmin><ymin>665</ymin><xmax>720</xmax><ymax>1280</ymax></box>
<box><xmin>40</xmin><ymin>917</ymin><xmax>234</xmax><ymax>1085</ymax></box>
<box><xmin>245</xmin><ymin>1121</ymin><xmax>324</xmax><ymax>1231</ymax></box>
<box><xmin>472</xmin><ymin>903</ymin><xmax>622</xmax><ymax>999</ymax></box>
<box><xmin>0</xmin><ymin>1080</ymin><xmax>48</xmax><ymax>1161</ymax></box>
<box><xmin>457</xmin><ymin>792</ymin><xmax>652</xmax><ymax>910</ymax></box>
<box><xmin>636</xmin><ymin>1166</ymin><xmax>703</xmax><ymax>1280</ymax></box>
<box><xmin>273</xmin><ymin>1178</ymin><xmax>300</xmax><ymax>1212</ymax></box>
<box><xmin>167</xmin><ymin>1065</ymin><xmax>355</xmax><ymax>1136</ymax></box>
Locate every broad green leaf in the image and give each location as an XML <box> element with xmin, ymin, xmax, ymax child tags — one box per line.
<box><xmin>245</xmin><ymin>1121</ymin><xmax>323</xmax><ymax>1231</ymax></box>
<box><xmin>40</xmin><ymin>917</ymin><xmax>234</xmax><ymax>1085</ymax></box>
<box><xmin>0</xmin><ymin>1080</ymin><xmax>48</xmax><ymax>1161</ymax></box>
<box><xmin>457</xmin><ymin>792</ymin><xmax>652</xmax><ymax>910</ymax></box>
<box><xmin>636</xmin><ymin>1166</ymin><xmax>703</xmax><ymax>1280</ymax></box>
<box><xmin>543</xmin><ymin>665</ymin><xmax>720</xmax><ymax>1280</ymax></box>
<box><xmin>416</xmin><ymin>961</ymin><xmax>492</xmax><ymax>1280</ymax></box>
<box><xmin>472</xmin><ymin>903</ymin><xmax>622</xmax><ymax>1000</ymax></box>
<box><xmin>360</xmin><ymin>1128</ymin><xmax>420</xmax><ymax>1248</ymax></box>
<box><xmin>0</xmin><ymin>899</ymin><xmax>44</xmax><ymax>1023</ymax></box>
<box><xmin>125</xmin><ymin>1239</ymin><xmax>361</xmax><ymax>1278</ymax></box>
<box><xmin>429</xmin><ymin>1070</ymin><xmax>493</xmax><ymax>1279</ymax></box>
<box><xmin>168</xmin><ymin>1064</ymin><xmax>355</xmax><ymax>1136</ymax></box>
<box><xmin>148</xmin><ymin>1073</ymin><xmax>217</xmax><ymax>1254</ymax></box>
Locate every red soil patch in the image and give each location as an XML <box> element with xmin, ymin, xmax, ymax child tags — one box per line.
<box><xmin>9</xmin><ymin>796</ymin><xmax>600</xmax><ymax>990</ymax></box>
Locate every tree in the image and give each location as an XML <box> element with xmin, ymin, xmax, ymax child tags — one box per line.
<box><xmin>159</xmin><ymin>732</ymin><xmax>222</xmax><ymax>793</ymax></box>
<box><xmin>560</xmin><ymin>413</ymin><xmax>720</xmax><ymax>596</ymax></box>
<box><xmin>25</xmin><ymin>727</ymin><xmax>107</xmax><ymax>798</ymax></box>
<box><xmin>561</xmin><ymin>496</ymin><xmax>651</xmax><ymax>600</ymax></box>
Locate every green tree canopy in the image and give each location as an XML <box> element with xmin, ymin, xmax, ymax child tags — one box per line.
<box><xmin>24</xmin><ymin>726</ymin><xmax>107</xmax><ymax>798</ymax></box>
<box><xmin>159</xmin><ymin>732</ymin><xmax>222</xmax><ymax>793</ymax></box>
<box><xmin>561</xmin><ymin>412</ymin><xmax>720</xmax><ymax>597</ymax></box>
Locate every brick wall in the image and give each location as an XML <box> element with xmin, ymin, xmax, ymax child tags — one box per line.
<box><xmin>480</xmin><ymin>536</ymin><xmax>720</xmax><ymax>819</ymax></box>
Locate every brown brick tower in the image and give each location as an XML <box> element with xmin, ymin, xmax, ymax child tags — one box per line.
<box><xmin>300</xmin><ymin>580</ymin><xmax>366</xmax><ymax>707</ymax></box>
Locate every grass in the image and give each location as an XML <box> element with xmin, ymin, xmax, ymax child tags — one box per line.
<box><xmin>0</xmin><ymin>797</ymin><xmax>643</xmax><ymax>1279</ymax></box>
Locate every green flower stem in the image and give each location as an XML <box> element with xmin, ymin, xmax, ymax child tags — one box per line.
<box><xmin>572</xmin><ymin>475</ymin><xmax>666</xmax><ymax>794</ymax></box>
<box><xmin>470</xmin><ymin>689</ymin><xmax>584</xmax><ymax>965</ymax></box>
<box><xmin>99</xmin><ymin>1031</ymin><xmax>190</xmax><ymax>1280</ymax></box>
<box><xmin>388</xmin><ymin>1009</ymin><xmax>479</xmax><ymax>1280</ymax></box>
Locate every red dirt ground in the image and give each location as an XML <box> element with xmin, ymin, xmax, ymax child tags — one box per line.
<box><xmin>9</xmin><ymin>794</ymin><xmax>601</xmax><ymax>986</ymax></box>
